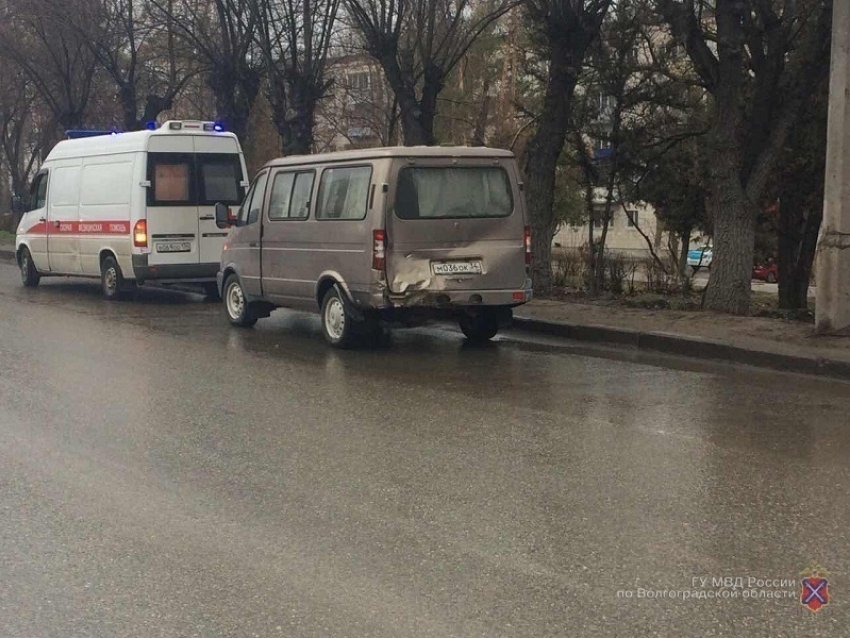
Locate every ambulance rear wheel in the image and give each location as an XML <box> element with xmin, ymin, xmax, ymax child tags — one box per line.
<box><xmin>101</xmin><ymin>256</ymin><xmax>126</xmax><ymax>300</ymax></box>
<box><xmin>19</xmin><ymin>247</ymin><xmax>40</xmax><ymax>287</ymax></box>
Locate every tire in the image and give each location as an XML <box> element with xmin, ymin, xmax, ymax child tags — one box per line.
<box><xmin>459</xmin><ymin>309</ymin><xmax>499</xmax><ymax>343</ymax></box>
<box><xmin>203</xmin><ymin>282</ymin><xmax>222</xmax><ymax>302</ymax></box>
<box><xmin>223</xmin><ymin>274</ymin><xmax>258</xmax><ymax>327</ymax></box>
<box><xmin>101</xmin><ymin>256</ymin><xmax>127</xmax><ymax>300</ymax></box>
<box><xmin>766</xmin><ymin>271</ymin><xmax>777</xmax><ymax>284</ymax></box>
<box><xmin>19</xmin><ymin>247</ymin><xmax>40</xmax><ymax>287</ymax></box>
<box><xmin>321</xmin><ymin>285</ymin><xmax>355</xmax><ymax>348</ymax></box>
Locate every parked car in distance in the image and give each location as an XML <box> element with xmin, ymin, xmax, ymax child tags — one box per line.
<box><xmin>687</xmin><ymin>245</ymin><xmax>713</xmax><ymax>272</ymax></box>
<box><xmin>752</xmin><ymin>259</ymin><xmax>778</xmax><ymax>283</ymax></box>
<box><xmin>216</xmin><ymin>146</ymin><xmax>533</xmax><ymax>347</ymax></box>
<box><xmin>15</xmin><ymin>120</ymin><xmax>248</xmax><ymax>299</ymax></box>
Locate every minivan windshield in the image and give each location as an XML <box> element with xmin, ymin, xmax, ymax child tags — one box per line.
<box><xmin>395</xmin><ymin>166</ymin><xmax>513</xmax><ymax>220</ymax></box>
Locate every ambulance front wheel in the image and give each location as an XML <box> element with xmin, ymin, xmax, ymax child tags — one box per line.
<box><xmin>19</xmin><ymin>247</ymin><xmax>40</xmax><ymax>288</ymax></box>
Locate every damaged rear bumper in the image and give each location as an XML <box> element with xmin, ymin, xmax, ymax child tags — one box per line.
<box><xmin>350</xmin><ymin>280</ymin><xmax>533</xmax><ymax>314</ymax></box>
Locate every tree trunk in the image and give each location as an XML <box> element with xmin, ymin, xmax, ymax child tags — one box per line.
<box><xmin>522</xmin><ymin>39</ymin><xmax>578</xmax><ymax>295</ymax></box>
<box><xmin>703</xmin><ymin>178</ymin><xmax>755</xmax><ymax>315</ymax></box>
<box><xmin>678</xmin><ymin>227</ymin><xmax>691</xmax><ymax>292</ymax></box>
<box><xmin>778</xmin><ymin>187</ymin><xmax>822</xmax><ymax>310</ymax></box>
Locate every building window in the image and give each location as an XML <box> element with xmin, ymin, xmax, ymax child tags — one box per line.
<box><xmin>592</xmin><ymin>207</ymin><xmax>613</xmax><ymax>229</ymax></box>
<box><xmin>347</xmin><ymin>72</ymin><xmax>371</xmax><ymax>103</ymax></box>
<box><xmin>626</xmin><ymin>210</ymin><xmax>638</xmax><ymax>227</ymax></box>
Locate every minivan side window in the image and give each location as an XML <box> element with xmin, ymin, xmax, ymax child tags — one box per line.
<box><xmin>30</xmin><ymin>172</ymin><xmax>49</xmax><ymax>210</ymax></box>
<box><xmin>269</xmin><ymin>171</ymin><xmax>315</xmax><ymax>220</ymax></box>
<box><xmin>239</xmin><ymin>171</ymin><xmax>269</xmax><ymax>225</ymax></box>
<box><xmin>316</xmin><ymin>166</ymin><xmax>372</xmax><ymax>220</ymax></box>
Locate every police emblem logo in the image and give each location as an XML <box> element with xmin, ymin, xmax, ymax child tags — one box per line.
<box><xmin>800</xmin><ymin>564</ymin><xmax>830</xmax><ymax>612</ymax></box>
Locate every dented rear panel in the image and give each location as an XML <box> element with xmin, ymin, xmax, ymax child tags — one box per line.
<box><xmin>385</xmin><ymin>157</ymin><xmax>527</xmax><ymax>296</ymax></box>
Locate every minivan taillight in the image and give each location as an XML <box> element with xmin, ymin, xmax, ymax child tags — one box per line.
<box><xmin>524</xmin><ymin>226</ymin><xmax>532</xmax><ymax>265</ymax></box>
<box><xmin>134</xmin><ymin>220</ymin><xmax>148</xmax><ymax>248</ymax></box>
<box><xmin>372</xmin><ymin>229</ymin><xmax>386</xmax><ymax>271</ymax></box>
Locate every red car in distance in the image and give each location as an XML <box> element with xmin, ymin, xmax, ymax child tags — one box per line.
<box><xmin>752</xmin><ymin>259</ymin><xmax>778</xmax><ymax>283</ymax></box>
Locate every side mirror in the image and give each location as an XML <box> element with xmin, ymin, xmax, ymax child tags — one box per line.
<box><xmin>215</xmin><ymin>202</ymin><xmax>232</xmax><ymax>229</ymax></box>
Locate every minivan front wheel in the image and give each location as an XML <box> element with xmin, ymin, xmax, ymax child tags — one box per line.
<box><xmin>321</xmin><ymin>286</ymin><xmax>355</xmax><ymax>348</ymax></box>
<box><xmin>224</xmin><ymin>274</ymin><xmax>258</xmax><ymax>327</ymax></box>
<box><xmin>459</xmin><ymin>309</ymin><xmax>499</xmax><ymax>343</ymax></box>
<box><xmin>19</xmin><ymin>247</ymin><xmax>40</xmax><ymax>287</ymax></box>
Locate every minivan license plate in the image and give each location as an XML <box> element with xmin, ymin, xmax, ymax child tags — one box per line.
<box><xmin>156</xmin><ymin>241</ymin><xmax>191</xmax><ymax>253</ymax></box>
<box><xmin>433</xmin><ymin>261</ymin><xmax>482</xmax><ymax>275</ymax></box>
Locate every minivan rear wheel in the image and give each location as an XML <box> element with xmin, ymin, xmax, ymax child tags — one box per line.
<box><xmin>224</xmin><ymin>274</ymin><xmax>258</xmax><ymax>327</ymax></box>
<box><xmin>19</xmin><ymin>247</ymin><xmax>40</xmax><ymax>287</ymax></box>
<box><xmin>459</xmin><ymin>309</ymin><xmax>499</xmax><ymax>343</ymax></box>
<box><xmin>321</xmin><ymin>286</ymin><xmax>355</xmax><ymax>348</ymax></box>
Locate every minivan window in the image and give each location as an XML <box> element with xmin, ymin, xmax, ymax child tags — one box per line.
<box><xmin>244</xmin><ymin>171</ymin><xmax>269</xmax><ymax>225</ymax></box>
<box><xmin>396</xmin><ymin>167</ymin><xmax>513</xmax><ymax>219</ymax></box>
<box><xmin>268</xmin><ymin>171</ymin><xmax>314</xmax><ymax>220</ymax></box>
<box><xmin>198</xmin><ymin>155</ymin><xmax>243</xmax><ymax>205</ymax></box>
<box><xmin>317</xmin><ymin>166</ymin><xmax>372</xmax><ymax>220</ymax></box>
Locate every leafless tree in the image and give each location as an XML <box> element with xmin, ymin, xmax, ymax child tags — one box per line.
<box><xmin>0</xmin><ymin>61</ymin><xmax>49</xmax><ymax>218</ymax></box>
<box><xmin>254</xmin><ymin>0</ymin><xmax>341</xmax><ymax>155</ymax></box>
<box><xmin>0</xmin><ymin>0</ymin><xmax>99</xmax><ymax>133</ymax></box>
<box><xmin>62</xmin><ymin>0</ymin><xmax>196</xmax><ymax>131</ymax></box>
<box><xmin>344</xmin><ymin>0</ymin><xmax>516</xmax><ymax>145</ymax></box>
<box><xmin>149</xmin><ymin>0</ymin><xmax>263</xmax><ymax>140</ymax></box>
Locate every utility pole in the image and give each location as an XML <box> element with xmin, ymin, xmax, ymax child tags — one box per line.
<box><xmin>816</xmin><ymin>0</ymin><xmax>850</xmax><ymax>333</ymax></box>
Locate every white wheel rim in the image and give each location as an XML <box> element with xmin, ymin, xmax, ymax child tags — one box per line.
<box><xmin>325</xmin><ymin>297</ymin><xmax>345</xmax><ymax>340</ymax></box>
<box><xmin>20</xmin><ymin>255</ymin><xmax>28</xmax><ymax>278</ymax></box>
<box><xmin>227</xmin><ymin>282</ymin><xmax>245</xmax><ymax>319</ymax></box>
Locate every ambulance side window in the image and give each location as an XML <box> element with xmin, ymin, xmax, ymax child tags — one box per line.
<box><xmin>30</xmin><ymin>172</ymin><xmax>49</xmax><ymax>211</ymax></box>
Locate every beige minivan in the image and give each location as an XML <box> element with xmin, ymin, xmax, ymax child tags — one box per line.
<box><xmin>215</xmin><ymin>146</ymin><xmax>533</xmax><ymax>347</ymax></box>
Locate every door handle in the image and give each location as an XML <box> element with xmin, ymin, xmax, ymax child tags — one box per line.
<box><xmin>249</xmin><ymin>242</ymin><xmax>258</xmax><ymax>248</ymax></box>
<box><xmin>199</xmin><ymin>215</ymin><xmax>215</xmax><ymax>221</ymax></box>
<box><xmin>38</xmin><ymin>217</ymin><xmax>46</xmax><ymax>222</ymax></box>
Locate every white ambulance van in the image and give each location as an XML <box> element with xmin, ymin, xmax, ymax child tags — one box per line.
<box><xmin>15</xmin><ymin>121</ymin><xmax>249</xmax><ymax>299</ymax></box>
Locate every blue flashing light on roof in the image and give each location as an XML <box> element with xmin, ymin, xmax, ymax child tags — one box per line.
<box><xmin>214</xmin><ymin>121</ymin><xmax>225</xmax><ymax>132</ymax></box>
<box><xmin>65</xmin><ymin>130</ymin><xmax>113</xmax><ymax>140</ymax></box>
<box><xmin>146</xmin><ymin>121</ymin><xmax>157</xmax><ymax>130</ymax></box>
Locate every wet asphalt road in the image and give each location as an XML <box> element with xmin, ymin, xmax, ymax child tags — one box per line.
<box><xmin>0</xmin><ymin>260</ymin><xmax>848</xmax><ymax>638</ymax></box>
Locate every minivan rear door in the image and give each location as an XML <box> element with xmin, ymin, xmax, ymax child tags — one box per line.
<box><xmin>385</xmin><ymin>159</ymin><xmax>526</xmax><ymax>294</ymax></box>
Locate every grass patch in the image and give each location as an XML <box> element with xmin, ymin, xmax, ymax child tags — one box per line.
<box><xmin>0</xmin><ymin>230</ymin><xmax>15</xmax><ymax>243</ymax></box>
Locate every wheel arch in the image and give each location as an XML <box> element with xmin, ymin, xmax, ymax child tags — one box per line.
<box><xmin>315</xmin><ymin>272</ymin><xmax>354</xmax><ymax>310</ymax></box>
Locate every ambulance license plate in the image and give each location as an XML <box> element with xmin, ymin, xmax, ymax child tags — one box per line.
<box><xmin>156</xmin><ymin>241</ymin><xmax>191</xmax><ymax>253</ymax></box>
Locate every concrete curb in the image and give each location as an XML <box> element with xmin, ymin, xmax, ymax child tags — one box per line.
<box><xmin>512</xmin><ymin>316</ymin><xmax>850</xmax><ymax>381</ymax></box>
<box><xmin>0</xmin><ymin>246</ymin><xmax>14</xmax><ymax>261</ymax></box>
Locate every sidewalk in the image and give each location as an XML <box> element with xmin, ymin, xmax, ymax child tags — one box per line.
<box><xmin>514</xmin><ymin>298</ymin><xmax>850</xmax><ymax>379</ymax></box>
